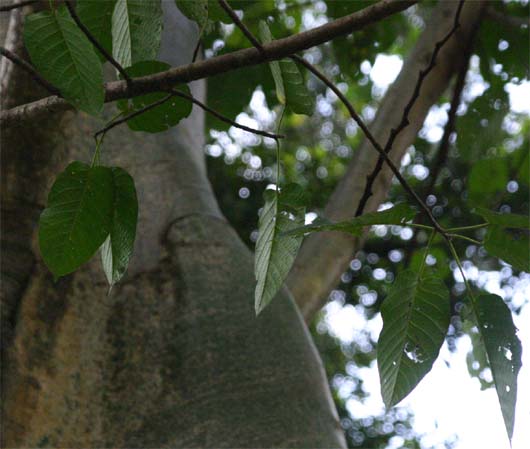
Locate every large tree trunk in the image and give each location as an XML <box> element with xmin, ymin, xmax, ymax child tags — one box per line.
<box><xmin>1</xmin><ymin>5</ymin><xmax>345</xmax><ymax>448</ymax></box>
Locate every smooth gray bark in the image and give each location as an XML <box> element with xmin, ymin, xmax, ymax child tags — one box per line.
<box><xmin>1</xmin><ymin>5</ymin><xmax>345</xmax><ymax>448</ymax></box>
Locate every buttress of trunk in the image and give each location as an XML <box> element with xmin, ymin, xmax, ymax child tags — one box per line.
<box><xmin>1</xmin><ymin>4</ymin><xmax>346</xmax><ymax>448</ymax></box>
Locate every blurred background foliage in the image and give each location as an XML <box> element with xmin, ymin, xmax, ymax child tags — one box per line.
<box><xmin>196</xmin><ymin>1</ymin><xmax>529</xmax><ymax>447</ymax></box>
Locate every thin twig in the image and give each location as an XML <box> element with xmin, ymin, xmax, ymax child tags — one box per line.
<box><xmin>192</xmin><ymin>38</ymin><xmax>202</xmax><ymax>63</ymax></box>
<box><xmin>218</xmin><ymin>0</ymin><xmax>264</xmax><ymax>52</ymax></box>
<box><xmin>167</xmin><ymin>88</ymin><xmax>283</xmax><ymax>139</ymax></box>
<box><xmin>0</xmin><ymin>46</ymin><xmax>61</xmax><ymax>95</ymax></box>
<box><xmin>356</xmin><ymin>0</ymin><xmax>466</xmax><ymax>217</ymax></box>
<box><xmin>1</xmin><ymin>0</ymin><xmax>417</xmax><ymax>127</ymax></box>
<box><xmin>64</xmin><ymin>1</ymin><xmax>133</xmax><ymax>88</ymax></box>
<box><xmin>94</xmin><ymin>89</ymin><xmax>283</xmax><ymax>140</ymax></box>
<box><xmin>0</xmin><ymin>0</ymin><xmax>37</xmax><ymax>12</ymax></box>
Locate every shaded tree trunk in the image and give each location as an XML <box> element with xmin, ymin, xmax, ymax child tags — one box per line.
<box><xmin>1</xmin><ymin>5</ymin><xmax>345</xmax><ymax>448</ymax></box>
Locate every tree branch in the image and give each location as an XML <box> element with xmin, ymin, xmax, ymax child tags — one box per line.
<box><xmin>0</xmin><ymin>0</ymin><xmax>416</xmax><ymax>127</ymax></box>
<box><xmin>355</xmin><ymin>0</ymin><xmax>465</xmax><ymax>217</ymax></box>
<box><xmin>0</xmin><ymin>0</ymin><xmax>37</xmax><ymax>13</ymax></box>
<box><xmin>64</xmin><ymin>0</ymin><xmax>133</xmax><ymax>87</ymax></box>
<box><xmin>0</xmin><ymin>46</ymin><xmax>60</xmax><ymax>95</ymax></box>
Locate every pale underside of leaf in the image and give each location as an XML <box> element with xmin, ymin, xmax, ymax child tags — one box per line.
<box><xmin>377</xmin><ymin>270</ymin><xmax>450</xmax><ymax>408</ymax></box>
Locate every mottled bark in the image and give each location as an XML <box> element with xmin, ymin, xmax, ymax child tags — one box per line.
<box><xmin>288</xmin><ymin>0</ymin><xmax>487</xmax><ymax>322</ymax></box>
<box><xmin>1</xmin><ymin>5</ymin><xmax>345</xmax><ymax>448</ymax></box>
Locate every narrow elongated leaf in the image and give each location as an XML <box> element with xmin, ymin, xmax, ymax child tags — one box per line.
<box><xmin>101</xmin><ymin>167</ymin><xmax>138</xmax><ymax>287</ymax></box>
<box><xmin>484</xmin><ymin>225</ymin><xmax>530</xmax><ymax>272</ymax></box>
<box><xmin>377</xmin><ymin>270</ymin><xmax>450</xmax><ymax>408</ymax></box>
<box><xmin>76</xmin><ymin>0</ymin><xmax>115</xmax><ymax>61</ymax></box>
<box><xmin>112</xmin><ymin>0</ymin><xmax>162</xmax><ymax>68</ymax></box>
<box><xmin>39</xmin><ymin>162</ymin><xmax>113</xmax><ymax>278</ymax></box>
<box><xmin>285</xmin><ymin>203</ymin><xmax>416</xmax><ymax>236</ymax></box>
<box><xmin>175</xmin><ymin>0</ymin><xmax>208</xmax><ymax>28</ymax></box>
<box><xmin>280</xmin><ymin>58</ymin><xmax>314</xmax><ymax>115</ymax></box>
<box><xmin>117</xmin><ymin>61</ymin><xmax>192</xmax><ymax>133</ymax></box>
<box><xmin>474</xmin><ymin>207</ymin><xmax>529</xmax><ymax>230</ymax></box>
<box><xmin>24</xmin><ymin>7</ymin><xmax>104</xmax><ymax>115</ymax></box>
<box><xmin>473</xmin><ymin>294</ymin><xmax>522</xmax><ymax>442</ymax></box>
<box><xmin>254</xmin><ymin>185</ymin><xmax>305</xmax><ymax>315</ymax></box>
<box><xmin>259</xmin><ymin>21</ymin><xmax>285</xmax><ymax>104</ymax></box>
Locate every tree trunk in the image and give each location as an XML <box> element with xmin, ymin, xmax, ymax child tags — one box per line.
<box><xmin>1</xmin><ymin>5</ymin><xmax>345</xmax><ymax>448</ymax></box>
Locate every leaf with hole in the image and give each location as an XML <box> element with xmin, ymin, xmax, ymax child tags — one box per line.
<box><xmin>484</xmin><ymin>226</ymin><xmax>529</xmax><ymax>272</ymax></box>
<box><xmin>39</xmin><ymin>162</ymin><xmax>114</xmax><ymax>278</ymax></box>
<box><xmin>284</xmin><ymin>203</ymin><xmax>416</xmax><ymax>236</ymax></box>
<box><xmin>117</xmin><ymin>61</ymin><xmax>192</xmax><ymax>133</ymax></box>
<box><xmin>112</xmin><ymin>0</ymin><xmax>162</xmax><ymax>68</ymax></box>
<box><xmin>76</xmin><ymin>0</ymin><xmax>115</xmax><ymax>61</ymax></box>
<box><xmin>24</xmin><ymin>6</ymin><xmax>104</xmax><ymax>115</ymax></box>
<box><xmin>472</xmin><ymin>294</ymin><xmax>522</xmax><ymax>442</ymax></box>
<box><xmin>254</xmin><ymin>184</ymin><xmax>305</xmax><ymax>315</ymax></box>
<box><xmin>377</xmin><ymin>270</ymin><xmax>450</xmax><ymax>408</ymax></box>
<box><xmin>101</xmin><ymin>167</ymin><xmax>138</xmax><ymax>288</ymax></box>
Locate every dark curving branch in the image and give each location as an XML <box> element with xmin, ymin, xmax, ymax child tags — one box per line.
<box><xmin>218</xmin><ymin>0</ymin><xmax>264</xmax><ymax>52</ymax></box>
<box><xmin>355</xmin><ymin>0</ymin><xmax>465</xmax><ymax>217</ymax></box>
<box><xmin>0</xmin><ymin>46</ymin><xmax>60</xmax><ymax>95</ymax></box>
<box><xmin>0</xmin><ymin>0</ymin><xmax>416</xmax><ymax>127</ymax></box>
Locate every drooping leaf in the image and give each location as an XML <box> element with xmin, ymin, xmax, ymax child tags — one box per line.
<box><xmin>280</xmin><ymin>58</ymin><xmax>313</xmax><ymax>115</ymax></box>
<box><xmin>39</xmin><ymin>162</ymin><xmax>113</xmax><ymax>278</ymax></box>
<box><xmin>254</xmin><ymin>185</ymin><xmax>305</xmax><ymax>315</ymax></box>
<box><xmin>285</xmin><ymin>203</ymin><xmax>416</xmax><ymax>236</ymax></box>
<box><xmin>474</xmin><ymin>207</ymin><xmax>529</xmax><ymax>230</ymax></box>
<box><xmin>259</xmin><ymin>21</ymin><xmax>285</xmax><ymax>105</ymax></box>
<box><xmin>24</xmin><ymin>6</ymin><xmax>104</xmax><ymax>115</ymax></box>
<box><xmin>175</xmin><ymin>0</ymin><xmax>208</xmax><ymax>29</ymax></box>
<box><xmin>472</xmin><ymin>294</ymin><xmax>522</xmax><ymax>442</ymax></box>
<box><xmin>112</xmin><ymin>0</ymin><xmax>162</xmax><ymax>68</ymax></box>
<box><xmin>484</xmin><ymin>225</ymin><xmax>530</xmax><ymax>272</ymax></box>
<box><xmin>117</xmin><ymin>61</ymin><xmax>192</xmax><ymax>133</ymax></box>
<box><xmin>76</xmin><ymin>0</ymin><xmax>115</xmax><ymax>61</ymax></box>
<box><xmin>101</xmin><ymin>167</ymin><xmax>138</xmax><ymax>287</ymax></box>
<box><xmin>377</xmin><ymin>270</ymin><xmax>450</xmax><ymax>408</ymax></box>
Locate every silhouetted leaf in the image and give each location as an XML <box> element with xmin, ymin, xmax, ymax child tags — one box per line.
<box><xmin>101</xmin><ymin>167</ymin><xmax>138</xmax><ymax>287</ymax></box>
<box><xmin>285</xmin><ymin>203</ymin><xmax>416</xmax><ymax>236</ymax></box>
<box><xmin>39</xmin><ymin>162</ymin><xmax>113</xmax><ymax>278</ymax></box>
<box><xmin>474</xmin><ymin>207</ymin><xmax>529</xmax><ymax>230</ymax></box>
<box><xmin>378</xmin><ymin>270</ymin><xmax>450</xmax><ymax>408</ymax></box>
<box><xmin>24</xmin><ymin>6</ymin><xmax>104</xmax><ymax>115</ymax></box>
<box><xmin>472</xmin><ymin>294</ymin><xmax>522</xmax><ymax>442</ymax></box>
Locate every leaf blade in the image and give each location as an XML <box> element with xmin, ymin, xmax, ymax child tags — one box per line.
<box><xmin>24</xmin><ymin>7</ymin><xmax>104</xmax><ymax>115</ymax></box>
<box><xmin>377</xmin><ymin>270</ymin><xmax>450</xmax><ymax>408</ymax></box>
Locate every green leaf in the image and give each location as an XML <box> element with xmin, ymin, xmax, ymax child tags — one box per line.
<box><xmin>254</xmin><ymin>186</ymin><xmax>305</xmax><ymax>315</ymax></box>
<box><xmin>117</xmin><ymin>61</ymin><xmax>192</xmax><ymax>133</ymax></box>
<box><xmin>259</xmin><ymin>21</ymin><xmax>285</xmax><ymax>105</ymax></box>
<box><xmin>285</xmin><ymin>203</ymin><xmax>416</xmax><ymax>236</ymax></box>
<box><xmin>101</xmin><ymin>167</ymin><xmax>138</xmax><ymax>287</ymax></box>
<box><xmin>112</xmin><ymin>0</ymin><xmax>162</xmax><ymax>68</ymax></box>
<box><xmin>39</xmin><ymin>162</ymin><xmax>113</xmax><ymax>278</ymax></box>
<box><xmin>24</xmin><ymin>6</ymin><xmax>104</xmax><ymax>115</ymax></box>
<box><xmin>474</xmin><ymin>207</ymin><xmax>529</xmax><ymax>230</ymax></box>
<box><xmin>377</xmin><ymin>270</ymin><xmax>450</xmax><ymax>408</ymax></box>
<box><xmin>468</xmin><ymin>158</ymin><xmax>508</xmax><ymax>206</ymax></box>
<box><xmin>280</xmin><ymin>58</ymin><xmax>313</xmax><ymax>115</ymax></box>
<box><xmin>484</xmin><ymin>226</ymin><xmax>530</xmax><ymax>272</ymax></box>
<box><xmin>472</xmin><ymin>294</ymin><xmax>522</xmax><ymax>442</ymax></box>
<box><xmin>76</xmin><ymin>0</ymin><xmax>115</xmax><ymax>61</ymax></box>
<box><xmin>175</xmin><ymin>0</ymin><xmax>208</xmax><ymax>29</ymax></box>
<box><xmin>206</xmin><ymin>0</ymin><xmax>231</xmax><ymax>23</ymax></box>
